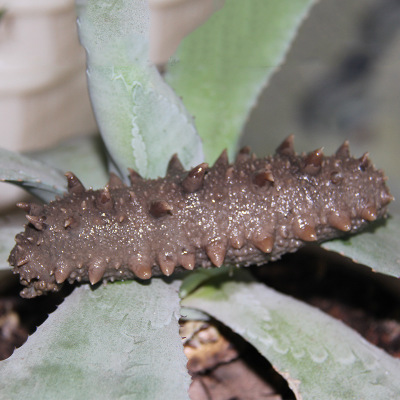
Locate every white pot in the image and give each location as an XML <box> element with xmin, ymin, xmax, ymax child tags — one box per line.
<box><xmin>0</xmin><ymin>0</ymin><xmax>97</xmax><ymax>207</ymax></box>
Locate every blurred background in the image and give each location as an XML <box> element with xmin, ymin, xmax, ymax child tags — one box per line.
<box><xmin>0</xmin><ymin>0</ymin><xmax>399</xmax><ymax>209</ymax></box>
<box><xmin>243</xmin><ymin>0</ymin><xmax>400</xmax><ymax>211</ymax></box>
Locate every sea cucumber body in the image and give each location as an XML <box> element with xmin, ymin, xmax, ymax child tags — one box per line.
<box><xmin>9</xmin><ymin>138</ymin><xmax>392</xmax><ymax>297</ymax></box>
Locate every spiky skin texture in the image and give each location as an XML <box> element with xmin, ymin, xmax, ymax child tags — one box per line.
<box><xmin>9</xmin><ymin>137</ymin><xmax>393</xmax><ymax>298</ymax></box>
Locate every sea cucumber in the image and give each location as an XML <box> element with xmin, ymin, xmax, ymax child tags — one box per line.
<box><xmin>9</xmin><ymin>137</ymin><xmax>393</xmax><ymax>298</ymax></box>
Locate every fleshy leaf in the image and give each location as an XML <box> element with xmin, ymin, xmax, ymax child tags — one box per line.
<box><xmin>28</xmin><ymin>135</ymin><xmax>109</xmax><ymax>190</ymax></box>
<box><xmin>179</xmin><ymin>265</ymin><xmax>235</xmax><ymax>298</ymax></box>
<box><xmin>76</xmin><ymin>0</ymin><xmax>204</xmax><ymax>179</ymax></box>
<box><xmin>165</xmin><ymin>0</ymin><xmax>316</xmax><ymax>163</ymax></box>
<box><xmin>0</xmin><ymin>148</ymin><xmax>66</xmax><ymax>202</ymax></box>
<box><xmin>0</xmin><ymin>281</ymin><xmax>191</xmax><ymax>400</ymax></box>
<box><xmin>182</xmin><ymin>269</ymin><xmax>400</xmax><ymax>399</ymax></box>
<box><xmin>0</xmin><ymin>212</ymin><xmax>26</xmax><ymax>271</ymax></box>
<box><xmin>180</xmin><ymin>307</ymin><xmax>209</xmax><ymax>322</ymax></box>
<box><xmin>323</xmin><ymin>213</ymin><xmax>400</xmax><ymax>278</ymax></box>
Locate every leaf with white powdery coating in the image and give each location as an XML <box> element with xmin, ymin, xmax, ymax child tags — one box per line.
<box><xmin>0</xmin><ymin>148</ymin><xmax>66</xmax><ymax>202</ymax></box>
<box><xmin>28</xmin><ymin>135</ymin><xmax>109</xmax><ymax>190</ymax></box>
<box><xmin>166</xmin><ymin>0</ymin><xmax>316</xmax><ymax>163</ymax></box>
<box><xmin>182</xmin><ymin>269</ymin><xmax>400</xmax><ymax>400</ymax></box>
<box><xmin>76</xmin><ymin>0</ymin><xmax>203</xmax><ymax>179</ymax></box>
<box><xmin>0</xmin><ymin>281</ymin><xmax>191</xmax><ymax>400</ymax></box>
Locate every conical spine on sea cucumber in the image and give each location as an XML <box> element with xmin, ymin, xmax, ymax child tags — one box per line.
<box><xmin>9</xmin><ymin>137</ymin><xmax>393</xmax><ymax>298</ymax></box>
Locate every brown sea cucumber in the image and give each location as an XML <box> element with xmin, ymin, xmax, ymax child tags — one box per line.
<box><xmin>9</xmin><ymin>137</ymin><xmax>393</xmax><ymax>298</ymax></box>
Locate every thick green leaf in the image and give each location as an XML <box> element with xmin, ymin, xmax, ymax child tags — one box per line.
<box><xmin>323</xmin><ymin>213</ymin><xmax>400</xmax><ymax>279</ymax></box>
<box><xmin>0</xmin><ymin>148</ymin><xmax>66</xmax><ymax>202</ymax></box>
<box><xmin>182</xmin><ymin>270</ymin><xmax>400</xmax><ymax>400</ymax></box>
<box><xmin>0</xmin><ymin>212</ymin><xmax>26</xmax><ymax>271</ymax></box>
<box><xmin>0</xmin><ymin>280</ymin><xmax>191</xmax><ymax>400</ymax></box>
<box><xmin>29</xmin><ymin>135</ymin><xmax>109</xmax><ymax>190</ymax></box>
<box><xmin>179</xmin><ymin>265</ymin><xmax>235</xmax><ymax>298</ymax></box>
<box><xmin>165</xmin><ymin>0</ymin><xmax>316</xmax><ymax>163</ymax></box>
<box><xmin>76</xmin><ymin>0</ymin><xmax>204</xmax><ymax>179</ymax></box>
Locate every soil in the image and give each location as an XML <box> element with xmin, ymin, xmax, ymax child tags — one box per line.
<box><xmin>1</xmin><ymin>245</ymin><xmax>399</xmax><ymax>400</ymax></box>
